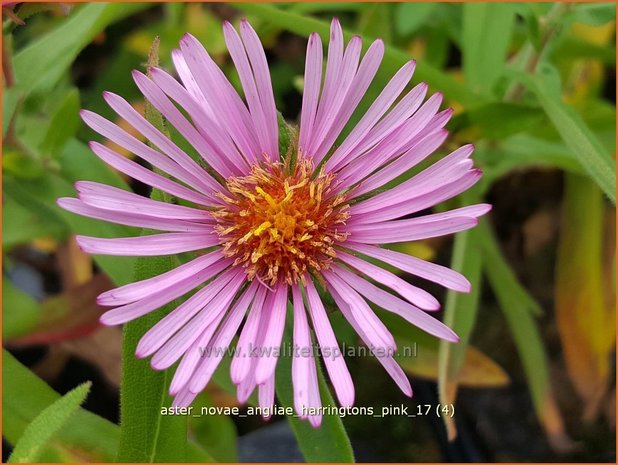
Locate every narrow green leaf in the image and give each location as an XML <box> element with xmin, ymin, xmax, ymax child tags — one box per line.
<box><xmin>2</xmin><ymin>278</ymin><xmax>41</xmax><ymax>340</ymax></box>
<box><xmin>2</xmin><ymin>86</ymin><xmax>22</xmax><ymax>137</ymax></box>
<box><xmin>117</xmin><ymin>37</ymin><xmax>193</xmax><ymax>461</ymax></box>
<box><xmin>3</xmin><ymin>350</ymin><xmax>214</xmax><ymax>461</ymax></box>
<box><xmin>479</xmin><ymin>219</ymin><xmax>566</xmax><ymax>437</ymax></box>
<box><xmin>233</xmin><ymin>2</ymin><xmax>485</xmax><ymax>106</ymax></box>
<box><xmin>462</xmin><ymin>3</ymin><xmax>515</xmax><ymax>94</ymax></box>
<box><xmin>513</xmin><ymin>70</ymin><xmax>616</xmax><ymax>203</ymax></box>
<box><xmin>3</xmin><ymin>350</ymin><xmax>119</xmax><ymax>462</ymax></box>
<box><xmin>8</xmin><ymin>382</ymin><xmax>91</xmax><ymax>463</ymax></box>
<box><xmin>438</xmin><ymin>226</ymin><xmax>483</xmax><ymax>440</ymax></box>
<box><xmin>450</xmin><ymin>102</ymin><xmax>545</xmax><ymax>139</ymax></box>
<box><xmin>116</xmin><ymin>251</ymin><xmax>190</xmax><ymax>463</ymax></box>
<box><xmin>566</xmin><ymin>2</ymin><xmax>616</xmax><ymax>26</ymax></box>
<box><xmin>12</xmin><ymin>3</ymin><xmax>152</xmax><ymax>96</ymax></box>
<box><xmin>478</xmin><ymin>135</ymin><xmax>584</xmax><ymax>188</ymax></box>
<box><xmin>189</xmin><ymin>395</ymin><xmax>239</xmax><ymax>462</ymax></box>
<box><xmin>40</xmin><ymin>88</ymin><xmax>81</xmax><ymax>157</ymax></box>
<box><xmin>395</xmin><ymin>3</ymin><xmax>438</xmax><ymax>37</ymax></box>
<box><xmin>481</xmin><ymin>225</ymin><xmax>570</xmax><ymax>446</ymax></box>
<box><xmin>357</xmin><ymin>3</ymin><xmax>392</xmax><ymax>44</ymax></box>
<box><xmin>477</xmin><ymin>220</ymin><xmax>544</xmax><ymax>317</ymax></box>
<box><xmin>275</xmin><ymin>326</ymin><xmax>355</xmax><ymax>463</ymax></box>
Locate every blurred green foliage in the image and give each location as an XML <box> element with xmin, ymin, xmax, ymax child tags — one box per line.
<box><xmin>2</xmin><ymin>2</ymin><xmax>615</xmax><ymax>462</ymax></box>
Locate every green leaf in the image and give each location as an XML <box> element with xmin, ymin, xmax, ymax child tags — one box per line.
<box><xmin>512</xmin><ymin>70</ymin><xmax>616</xmax><ymax>203</ymax></box>
<box><xmin>116</xmin><ymin>251</ymin><xmax>190</xmax><ymax>463</ymax></box>
<box><xmin>478</xmin><ymin>135</ymin><xmax>584</xmax><ymax>188</ymax></box>
<box><xmin>567</xmin><ymin>2</ymin><xmax>616</xmax><ymax>26</ymax></box>
<box><xmin>3</xmin><ymin>173</ymin><xmax>136</xmax><ymax>286</ymax></box>
<box><xmin>395</xmin><ymin>2</ymin><xmax>438</xmax><ymax>37</ymax></box>
<box><xmin>357</xmin><ymin>3</ymin><xmax>392</xmax><ymax>44</ymax></box>
<box><xmin>479</xmin><ymin>220</ymin><xmax>549</xmax><ymax>401</ymax></box>
<box><xmin>3</xmin><ymin>187</ymin><xmax>67</xmax><ymax>250</ymax></box>
<box><xmin>40</xmin><ymin>88</ymin><xmax>81</xmax><ymax>158</ymax></box>
<box><xmin>3</xmin><ymin>350</ymin><xmax>120</xmax><ymax>462</ymax></box>
<box><xmin>3</xmin><ymin>350</ymin><xmax>214</xmax><ymax>461</ymax></box>
<box><xmin>2</xmin><ymin>150</ymin><xmax>44</xmax><ymax>179</ymax></box>
<box><xmin>275</xmin><ymin>325</ymin><xmax>355</xmax><ymax>463</ymax></box>
<box><xmin>117</xmin><ymin>44</ymin><xmax>192</xmax><ymax>460</ymax></box>
<box><xmin>2</xmin><ymin>278</ymin><xmax>41</xmax><ymax>340</ymax></box>
<box><xmin>3</xmin><ymin>86</ymin><xmax>22</xmax><ymax>137</ymax></box>
<box><xmin>8</xmin><ymin>382</ymin><xmax>91</xmax><ymax>463</ymax></box>
<box><xmin>438</xmin><ymin>225</ymin><xmax>483</xmax><ymax>440</ymax></box>
<box><xmin>555</xmin><ymin>174</ymin><xmax>615</xmax><ymax>419</ymax></box>
<box><xmin>233</xmin><ymin>2</ymin><xmax>485</xmax><ymax>107</ymax></box>
<box><xmin>477</xmin><ymin>220</ymin><xmax>544</xmax><ymax>317</ymax></box>
<box><xmin>287</xmin><ymin>2</ymin><xmax>368</xmax><ymax>14</ymax></box>
<box><xmin>189</xmin><ymin>395</ymin><xmax>239</xmax><ymax>462</ymax></box>
<box><xmin>450</xmin><ymin>102</ymin><xmax>545</xmax><ymax>139</ymax></box>
<box><xmin>12</xmin><ymin>3</ymin><xmax>152</xmax><ymax>97</ymax></box>
<box><xmin>480</xmin><ymin>220</ymin><xmax>570</xmax><ymax>447</ymax></box>
<box><xmin>462</xmin><ymin>3</ymin><xmax>515</xmax><ymax>94</ymax></box>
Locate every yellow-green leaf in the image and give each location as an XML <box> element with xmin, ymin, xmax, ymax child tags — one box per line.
<box><xmin>8</xmin><ymin>382</ymin><xmax>91</xmax><ymax>463</ymax></box>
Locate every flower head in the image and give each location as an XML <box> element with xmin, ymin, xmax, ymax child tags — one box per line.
<box><xmin>59</xmin><ymin>18</ymin><xmax>490</xmax><ymax>427</ymax></box>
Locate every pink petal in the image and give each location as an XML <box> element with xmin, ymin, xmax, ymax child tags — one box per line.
<box><xmin>327</xmin><ymin>279</ymin><xmax>412</xmax><ymax>396</ymax></box>
<box><xmin>350</xmin><ymin>170</ymin><xmax>482</xmax><ymax>225</ymax></box>
<box><xmin>81</xmin><ymin>109</ymin><xmax>218</xmax><ymax>196</ymax></box>
<box><xmin>258</xmin><ymin>373</ymin><xmax>276</xmax><ymax>417</ymax></box>
<box><xmin>298</xmin><ymin>33</ymin><xmax>323</xmax><ymax>155</ymax></box>
<box><xmin>291</xmin><ymin>284</ymin><xmax>310</xmax><ymax>416</ymax></box>
<box><xmin>100</xmin><ymin>260</ymin><xmax>231</xmax><ymax>326</ymax></box>
<box><xmin>350</xmin><ymin>129</ymin><xmax>449</xmax><ymax>197</ymax></box>
<box><xmin>171</xmin><ymin>48</ymin><xmax>213</xmax><ymax>118</ymax></box>
<box><xmin>313</xmin><ymin>39</ymin><xmax>384</xmax><ymax>163</ymax></box>
<box><xmin>178</xmin><ymin>281</ymin><xmax>262</xmax><ymax>395</ymax></box>
<box><xmin>236</xmin><ymin>363</ymin><xmax>258</xmax><ymax>404</ymax></box>
<box><xmin>346</xmin><ymin>216</ymin><xmax>480</xmax><ymax>244</ymax></box>
<box><xmin>74</xmin><ymin>181</ymin><xmax>214</xmax><ymax>221</ymax></box>
<box><xmin>254</xmin><ymin>283</ymin><xmax>288</xmax><ymax>384</ymax></box>
<box><xmin>350</xmin><ymin>144</ymin><xmax>475</xmax><ymax>214</ymax></box>
<box><xmin>98</xmin><ymin>249</ymin><xmax>224</xmax><ymax>306</ymax></box>
<box><xmin>179</xmin><ymin>33</ymin><xmax>261</xmax><ymax>164</ymax></box>
<box><xmin>336</xmin><ymin>251</ymin><xmax>440</xmax><ymax>310</ymax></box>
<box><xmin>132</xmin><ymin>70</ymin><xmax>244</xmax><ymax>177</ymax></box>
<box><xmin>88</xmin><ymin>142</ymin><xmax>214</xmax><ymax>206</ymax></box>
<box><xmin>76</xmin><ymin>231</ymin><xmax>219</xmax><ymax>256</ymax></box>
<box><xmin>58</xmin><ymin>198</ymin><xmax>210</xmax><ymax>233</ymax></box>
<box><xmin>304</xmin><ymin>277</ymin><xmax>355</xmax><ymax>407</ymax></box>
<box><xmin>239</xmin><ymin>20</ymin><xmax>279</xmax><ymax>158</ymax></box>
<box><xmin>331</xmin><ymin>264</ymin><xmax>459</xmax><ymax>342</ymax></box>
<box><xmin>224</xmin><ymin>21</ymin><xmax>274</xmax><ymax>159</ymax></box>
<box><xmin>325</xmin><ymin>60</ymin><xmax>416</xmax><ymax>172</ymax></box>
<box><xmin>134</xmin><ymin>263</ymin><xmax>237</xmax><ymax>357</ymax></box>
<box><xmin>149</xmin><ymin>270</ymin><xmax>246</xmax><ymax>370</ymax></box>
<box><xmin>345</xmin><ymin>82</ymin><xmax>428</xmax><ymax>164</ymax></box>
<box><xmin>149</xmin><ymin>66</ymin><xmax>247</xmax><ymax>173</ymax></box>
<box><xmin>102</xmin><ymin>91</ymin><xmax>223</xmax><ymax>191</ymax></box>
<box><xmin>229</xmin><ymin>285</ymin><xmax>269</xmax><ymax>384</ymax></box>
<box><xmin>343</xmin><ymin>243</ymin><xmax>471</xmax><ymax>292</ymax></box>
<box><xmin>335</xmin><ymin>92</ymin><xmax>443</xmax><ymax>187</ymax></box>
<box><xmin>309</xmin><ymin>35</ymin><xmax>362</xmax><ymax>160</ymax></box>
<box><xmin>322</xmin><ymin>270</ymin><xmax>397</xmax><ymax>349</ymax></box>
<box><xmin>172</xmin><ymin>387</ymin><xmax>198</xmax><ymax>408</ymax></box>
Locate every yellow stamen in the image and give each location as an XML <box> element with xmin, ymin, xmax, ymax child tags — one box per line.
<box><xmin>211</xmin><ymin>158</ymin><xmax>350</xmax><ymax>285</ymax></box>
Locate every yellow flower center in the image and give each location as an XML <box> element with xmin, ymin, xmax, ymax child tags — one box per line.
<box><xmin>212</xmin><ymin>158</ymin><xmax>350</xmax><ymax>286</ymax></box>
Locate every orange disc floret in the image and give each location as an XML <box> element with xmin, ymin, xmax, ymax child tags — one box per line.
<box><xmin>212</xmin><ymin>157</ymin><xmax>350</xmax><ymax>285</ymax></box>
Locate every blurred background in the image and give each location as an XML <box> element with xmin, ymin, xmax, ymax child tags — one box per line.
<box><xmin>2</xmin><ymin>2</ymin><xmax>616</xmax><ymax>462</ymax></box>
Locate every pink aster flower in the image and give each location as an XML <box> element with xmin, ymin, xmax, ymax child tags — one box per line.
<box><xmin>59</xmin><ymin>19</ymin><xmax>490</xmax><ymax>427</ymax></box>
